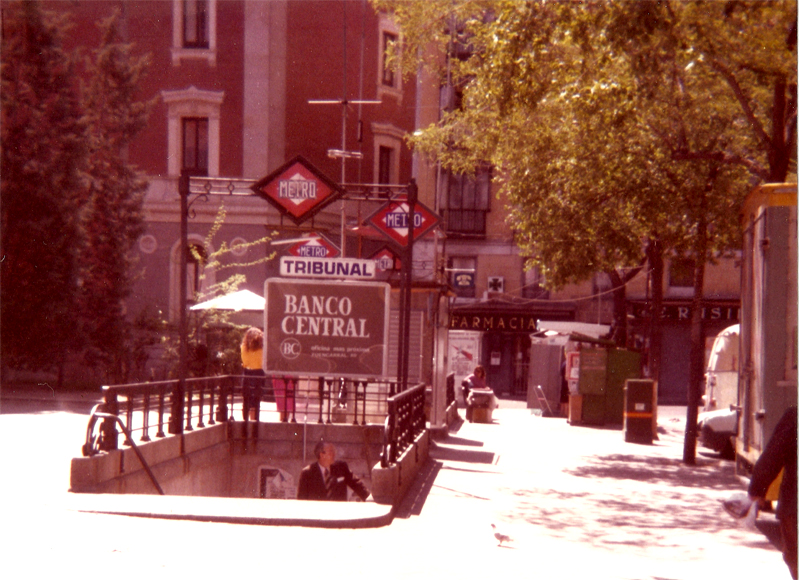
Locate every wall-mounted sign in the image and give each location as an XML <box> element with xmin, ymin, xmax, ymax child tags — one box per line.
<box><xmin>264</xmin><ymin>278</ymin><xmax>390</xmax><ymax>378</ymax></box>
<box><xmin>287</xmin><ymin>233</ymin><xmax>340</xmax><ymax>258</ymax></box>
<box><xmin>366</xmin><ymin>199</ymin><xmax>440</xmax><ymax>247</ymax></box>
<box><xmin>630</xmin><ymin>301</ymin><xmax>739</xmax><ymax>322</ymax></box>
<box><xmin>251</xmin><ymin>156</ymin><xmax>343</xmax><ymax>225</ymax></box>
<box><xmin>449</xmin><ymin>311</ymin><xmax>540</xmax><ymax>333</ymax></box>
<box><xmin>452</xmin><ymin>271</ymin><xmax>475</xmax><ymax>289</ymax></box>
<box><xmin>279</xmin><ymin>256</ymin><xmax>376</xmax><ymax>279</ymax></box>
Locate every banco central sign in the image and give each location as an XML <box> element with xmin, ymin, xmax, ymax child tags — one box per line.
<box><xmin>264</xmin><ymin>278</ymin><xmax>389</xmax><ymax>377</ymax></box>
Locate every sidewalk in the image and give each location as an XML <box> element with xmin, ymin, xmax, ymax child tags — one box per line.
<box><xmin>393</xmin><ymin>405</ymin><xmax>789</xmax><ymax>580</ymax></box>
<box><xmin>0</xmin><ymin>402</ymin><xmax>791</xmax><ymax>579</ymax></box>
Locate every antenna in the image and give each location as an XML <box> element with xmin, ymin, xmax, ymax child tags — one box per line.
<box><xmin>308</xmin><ymin>2</ymin><xmax>380</xmax><ymax>257</ymax></box>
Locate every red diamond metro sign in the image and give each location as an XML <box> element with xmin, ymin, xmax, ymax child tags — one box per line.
<box><xmin>366</xmin><ymin>199</ymin><xmax>440</xmax><ymax>247</ymax></box>
<box><xmin>251</xmin><ymin>156</ymin><xmax>343</xmax><ymax>225</ymax></box>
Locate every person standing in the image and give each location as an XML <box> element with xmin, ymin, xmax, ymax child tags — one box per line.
<box><xmin>240</xmin><ymin>327</ymin><xmax>265</xmax><ymax>421</ymax></box>
<box><xmin>749</xmin><ymin>405</ymin><xmax>797</xmax><ymax>579</ymax></box>
<box><xmin>296</xmin><ymin>440</ymin><xmax>370</xmax><ymax>501</ymax></box>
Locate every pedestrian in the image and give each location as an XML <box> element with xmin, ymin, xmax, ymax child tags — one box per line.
<box><xmin>749</xmin><ymin>405</ymin><xmax>797</xmax><ymax>579</ymax></box>
<box><xmin>462</xmin><ymin>365</ymin><xmax>488</xmax><ymax>422</ymax></box>
<box><xmin>240</xmin><ymin>327</ymin><xmax>265</xmax><ymax>421</ymax></box>
<box><xmin>273</xmin><ymin>375</ymin><xmax>295</xmax><ymax>422</ymax></box>
<box><xmin>296</xmin><ymin>440</ymin><xmax>370</xmax><ymax>501</ymax></box>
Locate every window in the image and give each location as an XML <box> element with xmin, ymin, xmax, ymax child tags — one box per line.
<box><xmin>377</xmin><ymin>16</ymin><xmax>401</xmax><ymax>98</ymax></box>
<box><xmin>183</xmin><ymin>0</ymin><xmax>208</xmax><ymax>48</ymax></box>
<box><xmin>441</xmin><ymin>168</ymin><xmax>490</xmax><ymax>236</ymax></box>
<box><xmin>172</xmin><ymin>0</ymin><xmax>217</xmax><ymax>66</ymax></box>
<box><xmin>668</xmin><ymin>257</ymin><xmax>695</xmax><ymax>297</ymax></box>
<box><xmin>372</xmin><ymin>123</ymin><xmax>403</xmax><ymax>185</ymax></box>
<box><xmin>381</xmin><ymin>31</ymin><xmax>397</xmax><ymax>87</ymax></box>
<box><xmin>162</xmin><ymin>86</ymin><xmax>224</xmax><ymax>176</ymax></box>
<box><xmin>449</xmin><ymin>256</ymin><xmax>476</xmax><ymax>298</ymax></box>
<box><xmin>378</xmin><ymin>146</ymin><xmax>393</xmax><ymax>184</ymax></box>
<box><xmin>182</xmin><ymin>117</ymin><xmax>209</xmax><ymax>175</ymax></box>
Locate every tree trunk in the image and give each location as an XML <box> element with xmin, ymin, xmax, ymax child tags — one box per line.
<box><xmin>683</xmin><ymin>169</ymin><xmax>715</xmax><ymax>465</ymax></box>
<box><xmin>608</xmin><ymin>270</ymin><xmax>628</xmax><ymax>347</ymax></box>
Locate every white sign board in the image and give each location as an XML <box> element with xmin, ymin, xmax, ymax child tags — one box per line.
<box><xmin>279</xmin><ymin>256</ymin><xmax>375</xmax><ymax>279</ymax></box>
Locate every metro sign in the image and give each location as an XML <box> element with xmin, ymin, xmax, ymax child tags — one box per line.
<box><xmin>371</xmin><ymin>246</ymin><xmax>402</xmax><ymax>272</ymax></box>
<box><xmin>366</xmin><ymin>199</ymin><xmax>440</xmax><ymax>247</ymax></box>
<box><xmin>287</xmin><ymin>234</ymin><xmax>340</xmax><ymax>258</ymax></box>
<box><xmin>251</xmin><ymin>155</ymin><xmax>343</xmax><ymax>225</ymax></box>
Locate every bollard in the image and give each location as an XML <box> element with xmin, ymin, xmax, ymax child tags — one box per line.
<box><xmin>624</xmin><ymin>379</ymin><xmax>655</xmax><ymax>444</ymax></box>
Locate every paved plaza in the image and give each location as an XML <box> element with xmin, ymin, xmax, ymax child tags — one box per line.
<box><xmin>0</xmin><ymin>391</ymin><xmax>790</xmax><ymax>580</ymax></box>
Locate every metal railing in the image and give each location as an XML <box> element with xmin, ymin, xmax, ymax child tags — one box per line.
<box><xmin>381</xmin><ymin>383</ymin><xmax>427</xmax><ymax>467</ymax></box>
<box><xmin>82</xmin><ymin>374</ymin><xmax>426</xmax><ymax>468</ymax></box>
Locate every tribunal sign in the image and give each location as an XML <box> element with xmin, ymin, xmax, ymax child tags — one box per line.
<box><xmin>279</xmin><ymin>256</ymin><xmax>376</xmax><ymax>279</ymax></box>
<box><xmin>264</xmin><ymin>278</ymin><xmax>389</xmax><ymax>377</ymax></box>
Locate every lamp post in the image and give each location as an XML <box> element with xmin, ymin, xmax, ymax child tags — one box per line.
<box><xmin>169</xmin><ymin>170</ymin><xmax>191</xmax><ymax>435</ymax></box>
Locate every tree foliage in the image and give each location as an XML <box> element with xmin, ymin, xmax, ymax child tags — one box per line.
<box><xmin>1</xmin><ymin>2</ymin><xmax>153</xmax><ymax>381</ymax></box>
<box><xmin>376</xmin><ymin>0</ymin><xmax>796</xmax><ymax>461</ymax></box>
<box><xmin>1</xmin><ymin>1</ymin><xmax>88</xmax><ymax>370</ymax></box>
<box><xmin>78</xmin><ymin>11</ymin><xmax>154</xmax><ymax>382</ymax></box>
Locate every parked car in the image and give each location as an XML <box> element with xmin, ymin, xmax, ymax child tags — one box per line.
<box><xmin>697</xmin><ymin>324</ymin><xmax>739</xmax><ymax>459</ymax></box>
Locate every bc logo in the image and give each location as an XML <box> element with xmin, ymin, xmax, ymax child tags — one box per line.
<box><xmin>279</xmin><ymin>338</ymin><xmax>301</xmax><ymax>359</ymax></box>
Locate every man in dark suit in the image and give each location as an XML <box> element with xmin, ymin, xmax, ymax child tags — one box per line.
<box><xmin>296</xmin><ymin>440</ymin><xmax>370</xmax><ymax>501</ymax></box>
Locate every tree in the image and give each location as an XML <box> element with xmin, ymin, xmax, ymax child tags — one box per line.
<box><xmin>376</xmin><ymin>0</ymin><xmax>795</xmax><ymax>462</ymax></box>
<box><xmin>1</xmin><ymin>2</ymin><xmax>156</xmax><ymax>386</ymax></box>
<box><xmin>1</xmin><ymin>1</ymin><xmax>88</xmax><ymax>373</ymax></box>
<box><xmin>78</xmin><ymin>10</ymin><xmax>153</xmax><ymax>383</ymax></box>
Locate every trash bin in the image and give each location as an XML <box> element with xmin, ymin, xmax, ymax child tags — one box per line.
<box><xmin>624</xmin><ymin>379</ymin><xmax>655</xmax><ymax>444</ymax></box>
<box><xmin>467</xmin><ymin>388</ymin><xmax>497</xmax><ymax>423</ymax></box>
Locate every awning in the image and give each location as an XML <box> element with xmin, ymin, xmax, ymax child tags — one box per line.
<box><xmin>536</xmin><ymin>321</ymin><xmax>611</xmax><ymax>339</ymax></box>
<box><xmin>190</xmin><ymin>289</ymin><xmax>265</xmax><ymax>312</ymax></box>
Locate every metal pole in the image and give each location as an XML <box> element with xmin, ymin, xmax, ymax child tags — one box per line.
<box><xmin>400</xmin><ymin>180</ymin><xmax>418</xmax><ymax>392</ymax></box>
<box><xmin>170</xmin><ymin>170</ymin><xmax>189</xmax><ymax>434</ymax></box>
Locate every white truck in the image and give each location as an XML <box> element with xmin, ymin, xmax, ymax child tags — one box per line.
<box><xmin>697</xmin><ymin>324</ymin><xmax>739</xmax><ymax>459</ymax></box>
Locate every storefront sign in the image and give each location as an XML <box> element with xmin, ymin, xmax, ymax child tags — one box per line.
<box><xmin>449</xmin><ymin>312</ymin><xmax>540</xmax><ymax>333</ymax></box>
<box><xmin>631</xmin><ymin>302</ymin><xmax>739</xmax><ymax>321</ymax></box>
<box><xmin>264</xmin><ymin>278</ymin><xmax>389</xmax><ymax>377</ymax></box>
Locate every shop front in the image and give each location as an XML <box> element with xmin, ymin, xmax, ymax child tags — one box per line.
<box><xmin>448</xmin><ymin>302</ymin><xmax>574</xmax><ymax>397</ymax></box>
<box><xmin>628</xmin><ymin>299</ymin><xmax>740</xmax><ymax>405</ymax></box>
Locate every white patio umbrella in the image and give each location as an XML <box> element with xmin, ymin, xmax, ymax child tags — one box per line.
<box><xmin>190</xmin><ymin>289</ymin><xmax>265</xmax><ymax>312</ymax></box>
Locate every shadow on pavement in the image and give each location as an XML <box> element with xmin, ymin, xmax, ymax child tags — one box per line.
<box><xmin>430</xmin><ymin>441</ymin><xmax>496</xmax><ymax>464</ymax></box>
<box><xmin>565</xmin><ymin>454</ymin><xmax>742</xmax><ymax>490</ymax></box>
<box><xmin>394</xmin><ymin>458</ymin><xmax>441</xmax><ymax>518</ymax></box>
